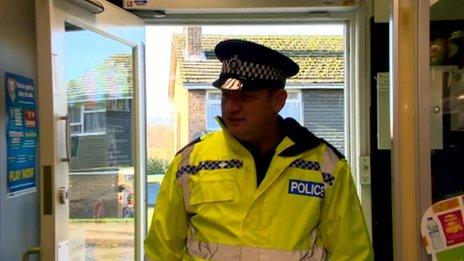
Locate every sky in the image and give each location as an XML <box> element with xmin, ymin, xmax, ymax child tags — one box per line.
<box><xmin>65</xmin><ymin>30</ymin><xmax>133</xmax><ymax>80</ymax></box>
<box><xmin>145</xmin><ymin>24</ymin><xmax>344</xmax><ymax>122</ymax></box>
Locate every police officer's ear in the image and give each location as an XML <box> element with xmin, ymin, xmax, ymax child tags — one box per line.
<box><xmin>270</xmin><ymin>89</ymin><xmax>287</xmax><ymax>113</ymax></box>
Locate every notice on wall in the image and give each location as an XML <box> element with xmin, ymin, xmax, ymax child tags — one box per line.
<box><xmin>5</xmin><ymin>72</ymin><xmax>37</xmax><ymax>196</ymax></box>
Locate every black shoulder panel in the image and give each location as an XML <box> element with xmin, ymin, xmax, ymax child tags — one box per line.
<box><xmin>175</xmin><ymin>137</ymin><xmax>202</xmax><ymax>156</ymax></box>
<box><xmin>278</xmin><ymin>117</ymin><xmax>322</xmax><ymax>157</ymax></box>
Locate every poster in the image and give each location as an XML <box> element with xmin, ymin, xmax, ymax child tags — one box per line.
<box><xmin>422</xmin><ymin>195</ymin><xmax>464</xmax><ymax>259</ymax></box>
<box><xmin>5</xmin><ymin>72</ymin><xmax>37</xmax><ymax>195</ymax></box>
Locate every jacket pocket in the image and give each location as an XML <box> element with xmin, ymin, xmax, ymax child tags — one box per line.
<box><xmin>189</xmin><ymin>178</ymin><xmax>234</xmax><ymax>206</ymax></box>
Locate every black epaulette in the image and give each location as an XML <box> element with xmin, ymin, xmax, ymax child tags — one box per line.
<box><xmin>175</xmin><ymin>137</ymin><xmax>202</xmax><ymax>156</ymax></box>
<box><xmin>320</xmin><ymin>138</ymin><xmax>345</xmax><ymax>159</ymax></box>
<box><xmin>278</xmin><ymin>117</ymin><xmax>322</xmax><ymax>157</ymax></box>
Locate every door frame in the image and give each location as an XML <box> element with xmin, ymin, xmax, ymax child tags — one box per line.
<box><xmin>35</xmin><ymin>0</ymin><xmax>146</xmax><ymax>260</ymax></box>
<box><xmin>145</xmin><ymin>5</ymin><xmax>373</xmax><ymax>235</ymax></box>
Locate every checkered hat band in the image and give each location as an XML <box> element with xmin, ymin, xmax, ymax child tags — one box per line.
<box><xmin>176</xmin><ymin>159</ymin><xmax>243</xmax><ymax>177</ymax></box>
<box><xmin>222</xmin><ymin>57</ymin><xmax>286</xmax><ymax>81</ymax></box>
<box><xmin>289</xmin><ymin>159</ymin><xmax>321</xmax><ymax>171</ymax></box>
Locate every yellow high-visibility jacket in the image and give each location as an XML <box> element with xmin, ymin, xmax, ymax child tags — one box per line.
<box><xmin>145</xmin><ymin>118</ymin><xmax>373</xmax><ymax>261</ymax></box>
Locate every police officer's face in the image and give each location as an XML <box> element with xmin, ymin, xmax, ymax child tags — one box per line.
<box><xmin>221</xmin><ymin>89</ymin><xmax>286</xmax><ymax>142</ymax></box>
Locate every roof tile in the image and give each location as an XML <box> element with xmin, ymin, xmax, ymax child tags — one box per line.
<box><xmin>173</xmin><ymin>34</ymin><xmax>344</xmax><ymax>85</ymax></box>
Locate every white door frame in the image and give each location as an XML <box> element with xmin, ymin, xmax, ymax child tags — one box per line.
<box><xmin>35</xmin><ymin>0</ymin><xmax>145</xmax><ymax>260</ymax></box>
<box><xmin>147</xmin><ymin>6</ymin><xmax>373</xmax><ymax>236</ymax></box>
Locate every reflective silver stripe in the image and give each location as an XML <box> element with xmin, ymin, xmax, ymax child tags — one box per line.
<box><xmin>178</xmin><ymin>144</ymin><xmax>195</xmax><ymax>211</ymax></box>
<box><xmin>187</xmin><ymin>230</ymin><xmax>326</xmax><ymax>261</ymax></box>
<box><xmin>320</xmin><ymin>146</ymin><xmax>339</xmax><ymax>187</ymax></box>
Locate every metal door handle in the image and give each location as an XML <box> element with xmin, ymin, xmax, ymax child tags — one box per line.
<box><xmin>59</xmin><ymin>186</ymin><xmax>68</xmax><ymax>204</ymax></box>
<box><xmin>57</xmin><ymin>115</ymin><xmax>71</xmax><ymax>162</ymax></box>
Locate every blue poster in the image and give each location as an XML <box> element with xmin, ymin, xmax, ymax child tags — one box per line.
<box><xmin>5</xmin><ymin>72</ymin><xmax>37</xmax><ymax>194</ymax></box>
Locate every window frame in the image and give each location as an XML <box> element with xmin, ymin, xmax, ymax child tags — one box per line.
<box><xmin>69</xmin><ymin>104</ymin><xmax>107</xmax><ymax>136</ymax></box>
<box><xmin>147</xmin><ymin>6</ymin><xmax>372</xmax><ymax>247</ymax></box>
<box><xmin>205</xmin><ymin>90</ymin><xmax>222</xmax><ymax>131</ymax></box>
<box><xmin>280</xmin><ymin>89</ymin><xmax>303</xmax><ymax>123</ymax></box>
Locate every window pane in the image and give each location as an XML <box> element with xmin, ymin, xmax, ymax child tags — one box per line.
<box><xmin>69</xmin><ymin>107</ymin><xmax>81</xmax><ymax>123</ymax></box>
<box><xmin>206</xmin><ymin>103</ymin><xmax>221</xmax><ymax>130</ymax></box>
<box><xmin>84</xmin><ymin>112</ymin><xmax>106</xmax><ymax>133</ymax></box>
<box><xmin>280</xmin><ymin>102</ymin><xmax>301</xmax><ymax>122</ymax></box>
<box><xmin>71</xmin><ymin>125</ymin><xmax>82</xmax><ymax>134</ymax></box>
<box><xmin>65</xmin><ymin>22</ymin><xmax>135</xmax><ymax>260</ymax></box>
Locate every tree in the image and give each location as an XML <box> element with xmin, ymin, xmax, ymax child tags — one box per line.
<box><xmin>147</xmin><ymin>157</ymin><xmax>170</xmax><ymax>175</ymax></box>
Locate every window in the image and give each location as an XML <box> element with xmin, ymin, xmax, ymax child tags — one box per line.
<box><xmin>280</xmin><ymin>90</ymin><xmax>302</xmax><ymax>123</ymax></box>
<box><xmin>69</xmin><ymin>105</ymin><xmax>83</xmax><ymax>133</ymax></box>
<box><xmin>107</xmin><ymin>99</ymin><xmax>131</xmax><ymax>112</ymax></box>
<box><xmin>206</xmin><ymin>91</ymin><xmax>221</xmax><ymax>131</ymax></box>
<box><xmin>303</xmin><ymin>89</ymin><xmax>344</xmax><ymax>154</ymax></box>
<box><xmin>69</xmin><ymin>101</ymin><xmax>106</xmax><ymax>136</ymax></box>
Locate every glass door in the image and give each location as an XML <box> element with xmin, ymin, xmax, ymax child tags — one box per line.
<box><xmin>429</xmin><ymin>0</ymin><xmax>464</xmax><ymax>204</ymax></box>
<box><xmin>425</xmin><ymin>1</ymin><xmax>464</xmax><ymax>260</ymax></box>
<box><xmin>35</xmin><ymin>1</ymin><xmax>145</xmax><ymax>260</ymax></box>
<box><xmin>390</xmin><ymin>0</ymin><xmax>464</xmax><ymax>259</ymax></box>
<box><xmin>64</xmin><ymin>22</ymin><xmax>136</xmax><ymax>260</ymax></box>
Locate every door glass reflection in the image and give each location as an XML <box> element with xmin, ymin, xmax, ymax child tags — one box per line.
<box><xmin>426</xmin><ymin>3</ymin><xmax>464</xmax><ymax>258</ymax></box>
<box><xmin>64</xmin><ymin>22</ymin><xmax>135</xmax><ymax>260</ymax></box>
<box><xmin>429</xmin><ymin>0</ymin><xmax>464</xmax><ymax>202</ymax></box>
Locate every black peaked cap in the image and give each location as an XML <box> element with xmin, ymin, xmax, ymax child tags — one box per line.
<box><xmin>212</xmin><ymin>39</ymin><xmax>300</xmax><ymax>91</ymax></box>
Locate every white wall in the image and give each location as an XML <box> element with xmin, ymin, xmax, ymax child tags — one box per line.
<box><xmin>0</xmin><ymin>0</ymin><xmax>40</xmax><ymax>260</ymax></box>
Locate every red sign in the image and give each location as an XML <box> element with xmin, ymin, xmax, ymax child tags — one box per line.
<box><xmin>438</xmin><ymin>209</ymin><xmax>464</xmax><ymax>246</ymax></box>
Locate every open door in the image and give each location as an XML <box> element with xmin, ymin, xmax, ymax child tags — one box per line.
<box><xmin>35</xmin><ymin>0</ymin><xmax>145</xmax><ymax>260</ymax></box>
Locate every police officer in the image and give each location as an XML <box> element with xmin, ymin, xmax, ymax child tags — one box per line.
<box><xmin>145</xmin><ymin>39</ymin><xmax>373</xmax><ymax>260</ymax></box>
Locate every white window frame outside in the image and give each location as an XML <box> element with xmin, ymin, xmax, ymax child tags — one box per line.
<box><xmin>69</xmin><ymin>104</ymin><xmax>106</xmax><ymax>136</ymax></box>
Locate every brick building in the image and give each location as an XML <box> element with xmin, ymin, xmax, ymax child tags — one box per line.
<box><xmin>169</xmin><ymin>28</ymin><xmax>346</xmax><ymax>154</ymax></box>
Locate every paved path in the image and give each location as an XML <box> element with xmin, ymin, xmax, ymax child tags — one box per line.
<box><xmin>69</xmin><ymin>221</ymin><xmax>135</xmax><ymax>260</ymax></box>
